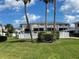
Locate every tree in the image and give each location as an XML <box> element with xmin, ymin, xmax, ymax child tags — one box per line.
<box><xmin>5</xmin><ymin>24</ymin><xmax>14</xmax><ymax>33</ymax></box>
<box><xmin>40</xmin><ymin>0</ymin><xmax>49</xmax><ymax>31</ymax></box>
<box><xmin>40</xmin><ymin>0</ymin><xmax>53</xmax><ymax>31</ymax></box>
<box><xmin>53</xmin><ymin>0</ymin><xmax>56</xmax><ymax>39</ymax></box>
<box><xmin>44</xmin><ymin>0</ymin><xmax>49</xmax><ymax>31</ymax></box>
<box><xmin>16</xmin><ymin>0</ymin><xmax>33</xmax><ymax>42</ymax></box>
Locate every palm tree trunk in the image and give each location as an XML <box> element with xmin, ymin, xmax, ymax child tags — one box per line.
<box><xmin>38</xmin><ymin>23</ymin><xmax>39</xmax><ymax>32</ymax></box>
<box><xmin>45</xmin><ymin>4</ymin><xmax>48</xmax><ymax>31</ymax></box>
<box><xmin>24</xmin><ymin>4</ymin><xmax>33</xmax><ymax>42</ymax></box>
<box><xmin>53</xmin><ymin>0</ymin><xmax>56</xmax><ymax>38</ymax></box>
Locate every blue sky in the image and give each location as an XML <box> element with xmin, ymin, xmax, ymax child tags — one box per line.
<box><xmin>0</xmin><ymin>0</ymin><xmax>79</xmax><ymax>27</ymax></box>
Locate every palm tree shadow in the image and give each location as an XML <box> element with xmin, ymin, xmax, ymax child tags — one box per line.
<box><xmin>8</xmin><ymin>39</ymin><xmax>31</xmax><ymax>43</ymax></box>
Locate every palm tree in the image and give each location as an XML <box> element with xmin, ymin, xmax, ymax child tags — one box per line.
<box><xmin>16</xmin><ymin>0</ymin><xmax>33</xmax><ymax>42</ymax></box>
<box><xmin>53</xmin><ymin>0</ymin><xmax>56</xmax><ymax>39</ymax></box>
<box><xmin>43</xmin><ymin>0</ymin><xmax>56</xmax><ymax>38</ymax></box>
<box><xmin>40</xmin><ymin>0</ymin><xmax>49</xmax><ymax>31</ymax></box>
<box><xmin>53</xmin><ymin>0</ymin><xmax>56</xmax><ymax>31</ymax></box>
<box><xmin>40</xmin><ymin>0</ymin><xmax>54</xmax><ymax>31</ymax></box>
<box><xmin>44</xmin><ymin>0</ymin><xmax>49</xmax><ymax>31</ymax></box>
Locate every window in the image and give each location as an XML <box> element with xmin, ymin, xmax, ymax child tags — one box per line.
<box><xmin>25</xmin><ymin>29</ymin><xmax>30</xmax><ymax>33</ymax></box>
<box><xmin>47</xmin><ymin>28</ymin><xmax>54</xmax><ymax>31</ymax></box>
<box><xmin>33</xmin><ymin>28</ymin><xmax>38</xmax><ymax>31</ymax></box>
<box><xmin>39</xmin><ymin>28</ymin><xmax>44</xmax><ymax>31</ymax></box>
<box><xmin>77</xmin><ymin>24</ymin><xmax>79</xmax><ymax>27</ymax></box>
<box><xmin>65</xmin><ymin>24</ymin><xmax>68</xmax><ymax>26</ymax></box>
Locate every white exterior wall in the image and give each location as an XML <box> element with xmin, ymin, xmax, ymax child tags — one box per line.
<box><xmin>59</xmin><ymin>32</ymin><xmax>70</xmax><ymax>38</ymax></box>
<box><xmin>0</xmin><ymin>26</ymin><xmax>2</xmax><ymax>32</ymax></box>
<box><xmin>18</xmin><ymin>33</ymin><xmax>38</xmax><ymax>39</ymax></box>
<box><xmin>22</xmin><ymin>24</ymin><xmax>69</xmax><ymax>31</ymax></box>
<box><xmin>18</xmin><ymin>32</ymin><xmax>70</xmax><ymax>39</ymax></box>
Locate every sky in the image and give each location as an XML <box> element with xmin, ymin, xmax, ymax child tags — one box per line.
<box><xmin>0</xmin><ymin>0</ymin><xmax>79</xmax><ymax>27</ymax></box>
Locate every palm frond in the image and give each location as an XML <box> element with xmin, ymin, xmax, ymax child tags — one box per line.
<box><xmin>40</xmin><ymin>0</ymin><xmax>53</xmax><ymax>3</ymax></box>
<box><xmin>16</xmin><ymin>0</ymin><xmax>31</xmax><ymax>3</ymax></box>
<box><xmin>49</xmin><ymin>0</ymin><xmax>53</xmax><ymax>3</ymax></box>
<box><xmin>40</xmin><ymin>0</ymin><xmax>49</xmax><ymax>4</ymax></box>
<box><xmin>16</xmin><ymin>0</ymin><xmax>19</xmax><ymax>2</ymax></box>
<box><xmin>28</xmin><ymin>0</ymin><xmax>31</xmax><ymax>3</ymax></box>
<box><xmin>22</xmin><ymin>0</ymin><xmax>31</xmax><ymax>4</ymax></box>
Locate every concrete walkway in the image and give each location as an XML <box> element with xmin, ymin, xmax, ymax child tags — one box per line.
<box><xmin>69</xmin><ymin>37</ymin><xmax>79</xmax><ymax>39</ymax></box>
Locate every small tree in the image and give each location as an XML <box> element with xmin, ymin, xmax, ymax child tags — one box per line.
<box><xmin>5</xmin><ymin>24</ymin><xmax>14</xmax><ymax>36</ymax></box>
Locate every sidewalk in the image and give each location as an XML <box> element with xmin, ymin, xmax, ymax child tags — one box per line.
<box><xmin>70</xmin><ymin>37</ymin><xmax>79</xmax><ymax>39</ymax></box>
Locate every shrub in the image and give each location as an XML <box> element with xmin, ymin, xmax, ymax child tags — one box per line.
<box><xmin>51</xmin><ymin>31</ymin><xmax>59</xmax><ymax>40</ymax></box>
<box><xmin>0</xmin><ymin>36</ymin><xmax>7</xmax><ymax>42</ymax></box>
<box><xmin>38</xmin><ymin>31</ymin><xmax>59</xmax><ymax>42</ymax></box>
<box><xmin>6</xmin><ymin>33</ymin><xmax>12</xmax><ymax>37</ymax></box>
<box><xmin>38</xmin><ymin>31</ymin><xmax>53</xmax><ymax>43</ymax></box>
<box><xmin>38</xmin><ymin>31</ymin><xmax>45</xmax><ymax>42</ymax></box>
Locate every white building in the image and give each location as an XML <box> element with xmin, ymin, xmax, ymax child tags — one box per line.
<box><xmin>0</xmin><ymin>24</ymin><xmax>2</xmax><ymax>32</ymax></box>
<box><xmin>20</xmin><ymin>23</ymin><xmax>69</xmax><ymax>33</ymax></box>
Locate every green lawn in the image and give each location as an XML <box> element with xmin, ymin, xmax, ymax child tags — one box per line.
<box><xmin>0</xmin><ymin>38</ymin><xmax>79</xmax><ymax>59</ymax></box>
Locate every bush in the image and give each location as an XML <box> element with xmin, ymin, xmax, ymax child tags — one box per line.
<box><xmin>51</xmin><ymin>31</ymin><xmax>59</xmax><ymax>40</ymax></box>
<box><xmin>38</xmin><ymin>31</ymin><xmax>53</xmax><ymax>43</ymax></box>
<box><xmin>38</xmin><ymin>31</ymin><xmax>45</xmax><ymax>42</ymax></box>
<box><xmin>6</xmin><ymin>33</ymin><xmax>12</xmax><ymax>37</ymax></box>
<box><xmin>38</xmin><ymin>31</ymin><xmax>59</xmax><ymax>42</ymax></box>
<box><xmin>0</xmin><ymin>36</ymin><xmax>7</xmax><ymax>42</ymax></box>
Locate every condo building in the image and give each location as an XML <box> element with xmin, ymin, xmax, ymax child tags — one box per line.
<box><xmin>20</xmin><ymin>23</ymin><xmax>69</xmax><ymax>33</ymax></box>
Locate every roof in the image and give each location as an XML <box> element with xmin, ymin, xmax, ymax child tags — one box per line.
<box><xmin>20</xmin><ymin>22</ymin><xmax>69</xmax><ymax>25</ymax></box>
<box><xmin>63</xmin><ymin>28</ymin><xmax>79</xmax><ymax>31</ymax></box>
<box><xmin>0</xmin><ymin>24</ymin><xmax>2</xmax><ymax>26</ymax></box>
<box><xmin>74</xmin><ymin>21</ymin><xmax>79</xmax><ymax>24</ymax></box>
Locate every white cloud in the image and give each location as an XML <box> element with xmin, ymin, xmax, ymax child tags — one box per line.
<box><xmin>70</xmin><ymin>24</ymin><xmax>75</xmax><ymax>27</ymax></box>
<box><xmin>64</xmin><ymin>15</ymin><xmax>79</xmax><ymax>23</ymax></box>
<box><xmin>0</xmin><ymin>0</ymin><xmax>36</xmax><ymax>11</ymax></box>
<box><xmin>60</xmin><ymin>4</ymin><xmax>71</xmax><ymax>12</ymax></box>
<box><xmin>27</xmin><ymin>13</ymin><xmax>41</xmax><ymax>22</ymax></box>
<box><xmin>60</xmin><ymin>0</ymin><xmax>79</xmax><ymax>25</ymax></box>
<box><xmin>13</xmin><ymin>13</ymin><xmax>41</xmax><ymax>27</ymax></box>
<box><xmin>0</xmin><ymin>20</ymin><xmax>2</xmax><ymax>24</ymax></box>
<box><xmin>60</xmin><ymin>0</ymin><xmax>79</xmax><ymax>13</ymax></box>
<box><xmin>57</xmin><ymin>0</ymin><xmax>64</xmax><ymax>2</ymax></box>
<box><xmin>14</xmin><ymin>20</ymin><xmax>26</xmax><ymax>24</ymax></box>
<box><xmin>13</xmin><ymin>19</ymin><xmax>26</xmax><ymax>27</ymax></box>
<box><xmin>47</xmin><ymin>9</ymin><xmax>49</xmax><ymax>13</ymax></box>
<box><xmin>64</xmin><ymin>15</ymin><xmax>76</xmax><ymax>22</ymax></box>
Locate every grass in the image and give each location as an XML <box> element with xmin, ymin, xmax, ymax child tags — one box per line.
<box><xmin>0</xmin><ymin>38</ymin><xmax>79</xmax><ymax>59</ymax></box>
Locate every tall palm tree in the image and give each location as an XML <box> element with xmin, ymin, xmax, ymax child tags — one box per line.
<box><xmin>16</xmin><ymin>0</ymin><xmax>33</xmax><ymax>42</ymax></box>
<box><xmin>40</xmin><ymin>0</ymin><xmax>54</xmax><ymax>31</ymax></box>
<box><xmin>53</xmin><ymin>0</ymin><xmax>56</xmax><ymax>32</ymax></box>
<box><xmin>44</xmin><ymin>0</ymin><xmax>49</xmax><ymax>31</ymax></box>
<box><xmin>40</xmin><ymin>0</ymin><xmax>49</xmax><ymax>31</ymax></box>
<box><xmin>53</xmin><ymin>0</ymin><xmax>56</xmax><ymax>39</ymax></box>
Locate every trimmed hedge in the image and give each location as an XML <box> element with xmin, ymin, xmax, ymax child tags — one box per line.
<box><xmin>51</xmin><ymin>31</ymin><xmax>59</xmax><ymax>40</ymax></box>
<box><xmin>0</xmin><ymin>36</ymin><xmax>7</xmax><ymax>42</ymax></box>
<box><xmin>38</xmin><ymin>31</ymin><xmax>59</xmax><ymax>43</ymax></box>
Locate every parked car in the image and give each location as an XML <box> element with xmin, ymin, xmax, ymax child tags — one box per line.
<box><xmin>0</xmin><ymin>33</ymin><xmax>7</xmax><ymax>42</ymax></box>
